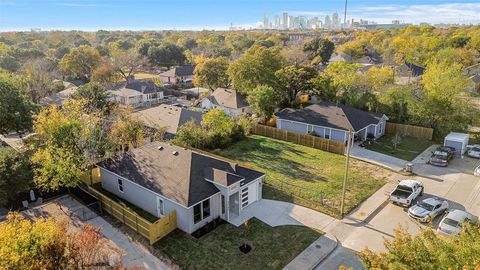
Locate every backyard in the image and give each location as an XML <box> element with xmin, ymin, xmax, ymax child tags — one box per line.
<box><xmin>214</xmin><ymin>135</ymin><xmax>390</xmax><ymax>216</ymax></box>
<box><xmin>364</xmin><ymin>134</ymin><xmax>433</xmax><ymax>161</ymax></box>
<box><xmin>154</xmin><ymin>218</ymin><xmax>322</xmax><ymax>270</ymax></box>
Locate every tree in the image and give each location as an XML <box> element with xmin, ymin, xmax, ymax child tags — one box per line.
<box><xmin>364</xmin><ymin>66</ymin><xmax>394</xmax><ymax>93</ymax></box>
<box><xmin>380</xmin><ymin>85</ymin><xmax>413</xmax><ymax>123</ymax></box>
<box><xmin>0</xmin><ymin>148</ymin><xmax>33</xmax><ymax>207</ymax></box>
<box><xmin>325</xmin><ymin>61</ymin><xmax>362</xmax><ymax>93</ymax></box>
<box><xmin>275</xmin><ymin>65</ymin><xmax>318</xmax><ymax>105</ymax></box>
<box><xmin>147</xmin><ymin>43</ymin><xmax>186</xmax><ymax>68</ymax></box>
<box><xmin>228</xmin><ymin>45</ymin><xmax>284</xmax><ymax>95</ymax></box>
<box><xmin>336</xmin><ymin>40</ymin><xmax>366</xmax><ymax>62</ymax></box>
<box><xmin>0</xmin><ymin>74</ymin><xmax>36</xmax><ymax>135</ymax></box>
<box><xmin>303</xmin><ymin>38</ymin><xmax>335</xmax><ymax>65</ymax></box>
<box><xmin>360</xmin><ymin>225</ymin><xmax>480</xmax><ymax>269</ymax></box>
<box><xmin>110</xmin><ymin>49</ymin><xmax>149</xmax><ymax>82</ymax></box>
<box><xmin>21</xmin><ymin>58</ymin><xmax>60</xmax><ymax>102</ymax></box>
<box><xmin>411</xmin><ymin>61</ymin><xmax>475</xmax><ymax>138</ymax></box>
<box><xmin>59</xmin><ymin>45</ymin><xmax>101</xmax><ymax>81</ymax></box>
<box><xmin>109</xmin><ymin>107</ymin><xmax>145</xmax><ymax>151</ymax></box>
<box><xmin>391</xmin><ymin>133</ymin><xmax>402</xmax><ymax>150</ymax></box>
<box><xmin>194</xmin><ymin>56</ymin><xmax>230</xmax><ymax>90</ymax></box>
<box><xmin>91</xmin><ymin>62</ymin><xmax>120</xmax><ymax>86</ymax></box>
<box><xmin>309</xmin><ymin>74</ymin><xmax>337</xmax><ymax>101</ymax></box>
<box><xmin>247</xmin><ymin>85</ymin><xmax>279</xmax><ymax>120</ymax></box>
<box><xmin>71</xmin><ymin>82</ymin><xmax>113</xmax><ymax>115</ymax></box>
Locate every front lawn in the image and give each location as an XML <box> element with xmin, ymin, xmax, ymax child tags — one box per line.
<box><xmin>364</xmin><ymin>134</ymin><xmax>433</xmax><ymax>161</ymax></box>
<box><xmin>154</xmin><ymin>218</ymin><xmax>322</xmax><ymax>270</ymax></box>
<box><xmin>213</xmin><ymin>135</ymin><xmax>388</xmax><ymax>216</ymax></box>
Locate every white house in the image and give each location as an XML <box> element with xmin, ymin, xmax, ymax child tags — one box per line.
<box><xmin>159</xmin><ymin>65</ymin><xmax>195</xmax><ymax>85</ymax></box>
<box><xmin>201</xmin><ymin>88</ymin><xmax>252</xmax><ymax>118</ymax></box>
<box><xmin>276</xmin><ymin>102</ymin><xmax>388</xmax><ymax>144</ymax></box>
<box><xmin>97</xmin><ymin>142</ymin><xmax>265</xmax><ymax>234</ymax></box>
<box><xmin>109</xmin><ymin>79</ymin><xmax>164</xmax><ymax>108</ymax></box>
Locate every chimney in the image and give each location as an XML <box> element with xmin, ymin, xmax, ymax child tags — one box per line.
<box><xmin>157</xmin><ymin>146</ymin><xmax>164</xmax><ymax>150</ymax></box>
<box><xmin>172</xmin><ymin>151</ymin><xmax>179</xmax><ymax>156</ymax></box>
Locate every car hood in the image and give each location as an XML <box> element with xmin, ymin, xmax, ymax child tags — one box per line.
<box><xmin>409</xmin><ymin>205</ymin><xmax>431</xmax><ymax>217</ymax></box>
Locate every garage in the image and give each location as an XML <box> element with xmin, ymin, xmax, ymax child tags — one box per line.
<box><xmin>444</xmin><ymin>132</ymin><xmax>469</xmax><ymax>155</ymax></box>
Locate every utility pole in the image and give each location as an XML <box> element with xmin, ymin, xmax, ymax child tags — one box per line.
<box><xmin>341</xmin><ymin>129</ymin><xmax>352</xmax><ymax>216</ymax></box>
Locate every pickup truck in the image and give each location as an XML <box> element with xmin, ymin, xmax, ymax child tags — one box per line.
<box><xmin>389</xmin><ymin>180</ymin><xmax>424</xmax><ymax>207</ymax></box>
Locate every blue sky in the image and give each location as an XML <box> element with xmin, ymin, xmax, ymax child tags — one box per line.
<box><xmin>1</xmin><ymin>0</ymin><xmax>479</xmax><ymax>31</ymax></box>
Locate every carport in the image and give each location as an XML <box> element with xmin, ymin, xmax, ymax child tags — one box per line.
<box><xmin>444</xmin><ymin>132</ymin><xmax>469</xmax><ymax>155</ymax></box>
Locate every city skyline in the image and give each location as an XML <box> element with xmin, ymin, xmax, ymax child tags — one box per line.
<box><xmin>0</xmin><ymin>0</ymin><xmax>479</xmax><ymax>31</ymax></box>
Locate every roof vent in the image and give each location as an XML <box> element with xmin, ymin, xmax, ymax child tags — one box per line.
<box><xmin>157</xmin><ymin>146</ymin><xmax>164</xmax><ymax>150</ymax></box>
<box><xmin>172</xmin><ymin>151</ymin><xmax>179</xmax><ymax>156</ymax></box>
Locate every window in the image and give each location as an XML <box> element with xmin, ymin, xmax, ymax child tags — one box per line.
<box><xmin>325</xmin><ymin>129</ymin><xmax>330</xmax><ymax>139</ymax></box>
<box><xmin>221</xmin><ymin>195</ymin><xmax>225</xmax><ymax>214</ymax></box>
<box><xmin>117</xmin><ymin>179</ymin><xmax>124</xmax><ymax>192</ymax></box>
<box><xmin>193</xmin><ymin>204</ymin><xmax>202</xmax><ymax>224</ymax></box>
<box><xmin>202</xmin><ymin>200</ymin><xmax>210</xmax><ymax>219</ymax></box>
<box><xmin>158</xmin><ymin>198</ymin><xmax>164</xmax><ymax>216</ymax></box>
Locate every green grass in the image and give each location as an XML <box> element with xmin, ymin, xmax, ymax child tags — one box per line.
<box><xmin>92</xmin><ymin>183</ymin><xmax>159</xmax><ymax>222</ymax></box>
<box><xmin>134</xmin><ymin>72</ymin><xmax>158</xmax><ymax>79</ymax></box>
<box><xmin>213</xmin><ymin>135</ymin><xmax>386</xmax><ymax>215</ymax></box>
<box><xmin>364</xmin><ymin>134</ymin><xmax>433</xmax><ymax>161</ymax></box>
<box><xmin>154</xmin><ymin>218</ymin><xmax>322</xmax><ymax>270</ymax></box>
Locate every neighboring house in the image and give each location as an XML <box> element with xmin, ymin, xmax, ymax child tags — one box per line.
<box><xmin>109</xmin><ymin>80</ymin><xmax>164</xmax><ymax>108</ymax></box>
<box><xmin>180</xmin><ymin>87</ymin><xmax>210</xmax><ymax>98</ymax></box>
<box><xmin>133</xmin><ymin>104</ymin><xmax>203</xmax><ymax>139</ymax></box>
<box><xmin>469</xmin><ymin>74</ymin><xmax>480</xmax><ymax>94</ymax></box>
<box><xmin>159</xmin><ymin>65</ymin><xmax>195</xmax><ymax>85</ymax></box>
<box><xmin>201</xmin><ymin>88</ymin><xmax>252</xmax><ymax>118</ymax></box>
<box><xmin>395</xmin><ymin>62</ymin><xmax>425</xmax><ymax>85</ymax></box>
<box><xmin>97</xmin><ymin>142</ymin><xmax>265</xmax><ymax>234</ymax></box>
<box><xmin>275</xmin><ymin>101</ymin><xmax>388</xmax><ymax>143</ymax></box>
<box><xmin>39</xmin><ymin>85</ymin><xmax>78</xmax><ymax>106</ymax></box>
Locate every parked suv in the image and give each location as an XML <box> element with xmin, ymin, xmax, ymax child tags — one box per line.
<box><xmin>428</xmin><ymin>146</ymin><xmax>455</xmax><ymax>167</ymax></box>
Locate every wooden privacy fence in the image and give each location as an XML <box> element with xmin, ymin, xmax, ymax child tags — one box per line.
<box><xmin>252</xmin><ymin>124</ymin><xmax>345</xmax><ymax>155</ymax></box>
<box><xmin>80</xmin><ymin>168</ymin><xmax>102</xmax><ymax>186</ymax></box>
<box><xmin>385</xmin><ymin>122</ymin><xmax>434</xmax><ymax>140</ymax></box>
<box><xmin>85</xmin><ymin>185</ymin><xmax>176</xmax><ymax>245</ymax></box>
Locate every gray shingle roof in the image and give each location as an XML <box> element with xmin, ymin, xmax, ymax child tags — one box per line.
<box><xmin>160</xmin><ymin>65</ymin><xmax>195</xmax><ymax>77</ymax></box>
<box><xmin>276</xmin><ymin>102</ymin><xmax>385</xmax><ymax>132</ymax></box>
<box><xmin>206</xmin><ymin>88</ymin><xmax>249</xmax><ymax>109</ymax></box>
<box><xmin>133</xmin><ymin>105</ymin><xmax>203</xmax><ymax>135</ymax></box>
<box><xmin>97</xmin><ymin>142</ymin><xmax>265</xmax><ymax>207</ymax></box>
<box><xmin>110</xmin><ymin>79</ymin><xmax>160</xmax><ymax>95</ymax></box>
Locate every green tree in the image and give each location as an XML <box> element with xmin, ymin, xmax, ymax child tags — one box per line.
<box><xmin>309</xmin><ymin>74</ymin><xmax>337</xmax><ymax>101</ymax></box>
<box><xmin>0</xmin><ymin>148</ymin><xmax>33</xmax><ymax>207</ymax></box>
<box><xmin>147</xmin><ymin>43</ymin><xmax>186</xmax><ymax>68</ymax></box>
<box><xmin>247</xmin><ymin>85</ymin><xmax>279</xmax><ymax>120</ymax></box>
<box><xmin>360</xmin><ymin>225</ymin><xmax>480</xmax><ymax>269</ymax></box>
<box><xmin>109</xmin><ymin>107</ymin><xmax>145</xmax><ymax>151</ymax></box>
<box><xmin>71</xmin><ymin>82</ymin><xmax>113</xmax><ymax>115</ymax></box>
<box><xmin>59</xmin><ymin>45</ymin><xmax>101</xmax><ymax>81</ymax></box>
<box><xmin>275</xmin><ymin>65</ymin><xmax>318</xmax><ymax>105</ymax></box>
<box><xmin>380</xmin><ymin>85</ymin><xmax>412</xmax><ymax>123</ymax></box>
<box><xmin>336</xmin><ymin>40</ymin><xmax>366</xmax><ymax>62</ymax></box>
<box><xmin>0</xmin><ymin>74</ymin><xmax>36</xmax><ymax>135</ymax></box>
<box><xmin>194</xmin><ymin>56</ymin><xmax>230</xmax><ymax>90</ymax></box>
<box><xmin>364</xmin><ymin>66</ymin><xmax>394</xmax><ymax>93</ymax></box>
<box><xmin>110</xmin><ymin>49</ymin><xmax>149</xmax><ymax>82</ymax></box>
<box><xmin>303</xmin><ymin>38</ymin><xmax>335</xmax><ymax>65</ymax></box>
<box><xmin>228</xmin><ymin>45</ymin><xmax>284</xmax><ymax>95</ymax></box>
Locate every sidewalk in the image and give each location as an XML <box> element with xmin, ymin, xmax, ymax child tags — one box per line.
<box><xmin>283</xmin><ymin>234</ymin><xmax>338</xmax><ymax>270</ymax></box>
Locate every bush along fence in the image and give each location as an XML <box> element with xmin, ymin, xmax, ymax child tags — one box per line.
<box><xmin>80</xmin><ymin>170</ymin><xmax>176</xmax><ymax>245</ymax></box>
<box><xmin>252</xmin><ymin>124</ymin><xmax>345</xmax><ymax>155</ymax></box>
<box><xmin>264</xmin><ymin>181</ymin><xmax>341</xmax><ymax>218</ymax></box>
<box><xmin>385</xmin><ymin>122</ymin><xmax>434</xmax><ymax>141</ymax></box>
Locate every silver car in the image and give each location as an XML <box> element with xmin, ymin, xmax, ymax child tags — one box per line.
<box><xmin>467</xmin><ymin>145</ymin><xmax>480</xmax><ymax>159</ymax></box>
<box><xmin>408</xmin><ymin>197</ymin><xmax>449</xmax><ymax>223</ymax></box>
<box><xmin>475</xmin><ymin>165</ymin><xmax>480</xmax><ymax>177</ymax></box>
<box><xmin>437</xmin><ymin>209</ymin><xmax>478</xmax><ymax>236</ymax></box>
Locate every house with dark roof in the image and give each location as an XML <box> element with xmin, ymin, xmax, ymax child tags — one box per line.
<box><xmin>159</xmin><ymin>65</ymin><xmax>195</xmax><ymax>85</ymax></box>
<box><xmin>276</xmin><ymin>102</ymin><xmax>388</xmax><ymax>143</ymax></box>
<box><xmin>133</xmin><ymin>104</ymin><xmax>203</xmax><ymax>139</ymax></box>
<box><xmin>109</xmin><ymin>79</ymin><xmax>164</xmax><ymax>108</ymax></box>
<box><xmin>201</xmin><ymin>88</ymin><xmax>252</xmax><ymax>118</ymax></box>
<box><xmin>470</xmin><ymin>74</ymin><xmax>480</xmax><ymax>94</ymax></box>
<box><xmin>97</xmin><ymin>142</ymin><xmax>265</xmax><ymax>234</ymax></box>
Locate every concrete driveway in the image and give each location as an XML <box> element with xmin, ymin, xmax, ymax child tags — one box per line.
<box><xmin>350</xmin><ymin>145</ymin><xmax>408</xmax><ymax>171</ymax></box>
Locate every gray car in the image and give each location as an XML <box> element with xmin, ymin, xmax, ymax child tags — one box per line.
<box><xmin>408</xmin><ymin>197</ymin><xmax>449</xmax><ymax>223</ymax></box>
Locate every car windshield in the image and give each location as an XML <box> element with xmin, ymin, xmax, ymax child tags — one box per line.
<box><xmin>471</xmin><ymin>147</ymin><xmax>480</xmax><ymax>152</ymax></box>
<box><xmin>433</xmin><ymin>154</ymin><xmax>447</xmax><ymax>160</ymax></box>
<box><xmin>443</xmin><ymin>218</ymin><xmax>459</xmax><ymax>227</ymax></box>
<box><xmin>417</xmin><ymin>201</ymin><xmax>434</xmax><ymax>211</ymax></box>
<box><xmin>434</xmin><ymin>151</ymin><xmax>448</xmax><ymax>156</ymax></box>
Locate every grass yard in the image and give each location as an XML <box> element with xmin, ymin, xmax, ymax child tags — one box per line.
<box><xmin>154</xmin><ymin>218</ymin><xmax>322</xmax><ymax>270</ymax></box>
<box><xmin>365</xmin><ymin>134</ymin><xmax>433</xmax><ymax>161</ymax></box>
<box><xmin>213</xmin><ymin>135</ymin><xmax>388</xmax><ymax>216</ymax></box>
<box><xmin>134</xmin><ymin>72</ymin><xmax>158</xmax><ymax>80</ymax></box>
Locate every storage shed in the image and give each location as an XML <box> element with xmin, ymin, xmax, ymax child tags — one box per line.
<box><xmin>444</xmin><ymin>132</ymin><xmax>469</xmax><ymax>155</ymax></box>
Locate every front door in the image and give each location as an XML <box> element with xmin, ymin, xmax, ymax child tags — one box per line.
<box><xmin>229</xmin><ymin>192</ymin><xmax>239</xmax><ymax>216</ymax></box>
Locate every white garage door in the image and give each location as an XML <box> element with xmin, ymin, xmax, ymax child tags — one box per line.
<box><xmin>240</xmin><ymin>182</ymin><xmax>259</xmax><ymax>209</ymax></box>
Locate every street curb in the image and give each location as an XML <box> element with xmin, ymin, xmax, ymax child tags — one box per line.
<box><xmin>311</xmin><ymin>234</ymin><xmax>340</xmax><ymax>270</ymax></box>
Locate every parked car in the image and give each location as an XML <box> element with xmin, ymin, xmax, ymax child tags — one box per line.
<box><xmin>408</xmin><ymin>197</ymin><xmax>449</xmax><ymax>223</ymax></box>
<box><xmin>467</xmin><ymin>145</ymin><xmax>480</xmax><ymax>158</ymax></box>
<box><xmin>437</xmin><ymin>209</ymin><xmax>478</xmax><ymax>236</ymax></box>
<box><xmin>428</xmin><ymin>146</ymin><xmax>455</xmax><ymax>167</ymax></box>
<box><xmin>389</xmin><ymin>180</ymin><xmax>424</xmax><ymax>207</ymax></box>
<box><xmin>474</xmin><ymin>165</ymin><xmax>480</xmax><ymax>177</ymax></box>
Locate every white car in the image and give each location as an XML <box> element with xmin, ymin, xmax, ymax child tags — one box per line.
<box><xmin>408</xmin><ymin>197</ymin><xmax>449</xmax><ymax>223</ymax></box>
<box><xmin>475</xmin><ymin>165</ymin><xmax>480</xmax><ymax>177</ymax></box>
<box><xmin>467</xmin><ymin>145</ymin><xmax>480</xmax><ymax>158</ymax></box>
<box><xmin>437</xmin><ymin>209</ymin><xmax>478</xmax><ymax>236</ymax></box>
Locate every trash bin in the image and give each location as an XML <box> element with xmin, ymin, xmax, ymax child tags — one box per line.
<box><xmin>405</xmin><ymin>162</ymin><xmax>414</xmax><ymax>173</ymax></box>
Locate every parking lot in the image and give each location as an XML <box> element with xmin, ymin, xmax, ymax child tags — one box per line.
<box><xmin>316</xmin><ymin>150</ymin><xmax>480</xmax><ymax>269</ymax></box>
